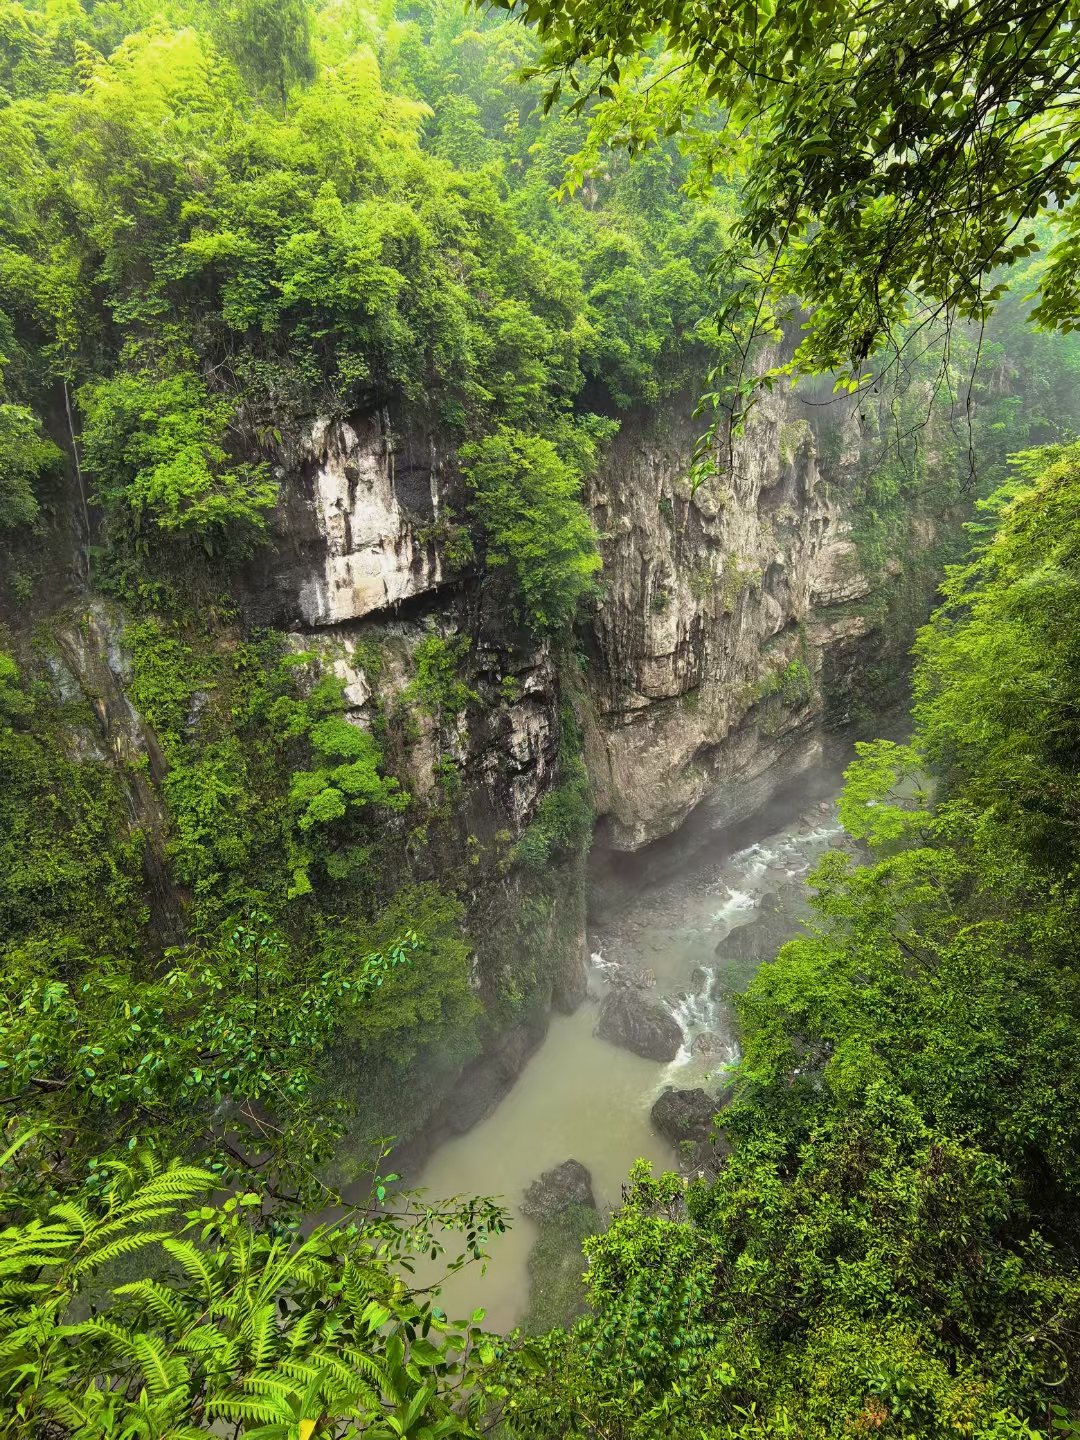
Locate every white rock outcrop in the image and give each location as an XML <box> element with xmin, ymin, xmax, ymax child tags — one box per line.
<box><xmin>298</xmin><ymin>414</ymin><xmax>443</xmax><ymax>625</ymax></box>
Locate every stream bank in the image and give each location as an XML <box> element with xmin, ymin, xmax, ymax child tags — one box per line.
<box><xmin>414</xmin><ymin>755</ymin><xmax>863</xmax><ymax>1333</ymax></box>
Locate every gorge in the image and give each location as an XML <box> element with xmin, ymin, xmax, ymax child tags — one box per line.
<box><xmin>6</xmin><ymin>2</ymin><xmax>1080</xmax><ymax>1436</ymax></box>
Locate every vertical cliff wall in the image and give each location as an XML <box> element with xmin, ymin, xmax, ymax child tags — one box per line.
<box><xmin>581</xmin><ymin>380</ymin><xmax>945</xmax><ymax>857</ymax></box>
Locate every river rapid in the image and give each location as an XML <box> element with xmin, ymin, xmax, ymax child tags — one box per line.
<box><xmin>415</xmin><ymin>760</ymin><xmax>858</xmax><ymax>1333</ymax></box>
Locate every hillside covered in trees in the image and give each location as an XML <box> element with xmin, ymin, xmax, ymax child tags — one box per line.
<box><xmin>4</xmin><ymin>0</ymin><xmax>1080</xmax><ymax>1437</ymax></box>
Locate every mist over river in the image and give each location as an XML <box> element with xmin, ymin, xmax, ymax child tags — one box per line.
<box><xmin>415</xmin><ymin>757</ymin><xmax>861</xmax><ymax>1332</ymax></box>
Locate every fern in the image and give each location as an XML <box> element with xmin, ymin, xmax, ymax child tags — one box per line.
<box><xmin>206</xmin><ymin>1394</ymin><xmax>293</xmax><ymax>1424</ymax></box>
<box><xmin>0</xmin><ymin>1138</ymin><xmax>505</xmax><ymax>1438</ymax></box>
<box><xmin>161</xmin><ymin>1236</ymin><xmax>219</xmax><ymax>1298</ymax></box>
<box><xmin>112</xmin><ymin>1276</ymin><xmax>189</xmax><ymax>1330</ymax></box>
<box><xmin>46</xmin><ymin>1201</ymin><xmax>94</xmax><ymax>1237</ymax></box>
<box><xmin>242</xmin><ymin>1301</ymin><xmax>278</xmax><ymax>1370</ymax></box>
<box><xmin>285</xmin><ymin>1308</ymin><xmax>322</xmax><ymax>1356</ymax></box>
<box><xmin>129</xmin><ymin>1331</ymin><xmax>188</xmax><ymax>1399</ymax></box>
<box><xmin>71</xmin><ymin>1226</ymin><xmax>173</xmax><ymax>1274</ymax></box>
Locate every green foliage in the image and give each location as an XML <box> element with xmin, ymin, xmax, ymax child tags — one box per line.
<box><xmin>417</xmin><ymin>515</ymin><xmax>476</xmax><ymax>571</ymax></box>
<box><xmin>513</xmin><ymin>767</ymin><xmax>592</xmax><ymax>869</ymax></box>
<box><xmin>1</xmin><ymin>905</ymin><xmax>422</xmax><ymax>1201</ymax></box>
<box><xmin>838</xmin><ymin>739</ymin><xmax>931</xmax><ymax>849</ymax></box>
<box><xmin>220</xmin><ymin>0</ymin><xmax>315</xmax><ymax>112</ymax></box>
<box><xmin>290</xmin><ymin>713</ymin><xmax>406</xmax><ymax>836</ymax></box>
<box><xmin>514</xmin><ymin>704</ymin><xmax>592</xmax><ymax>869</ymax></box>
<box><xmin>0</xmin><ymin>0</ymin><xmax>728</xmax><ymax>589</ymax></box>
<box><xmin>0</xmin><ymin>401</ymin><xmax>58</xmax><ymax>527</ymax></box>
<box><xmin>0</xmin><ymin>619</ymin><xmax>471</xmax><ymax>1200</ymax></box>
<box><xmin>0</xmin><ymin>647</ymin><xmax>144</xmax><ymax>958</ymax></box>
<box><xmin>79</xmin><ymin>368</ymin><xmax>277</xmax><ymax>539</ymax></box>
<box><xmin>914</xmin><ymin>441</ymin><xmax>1080</xmax><ymax>883</ymax></box>
<box><xmin>461</xmin><ymin>427</ymin><xmax>600</xmax><ymax>631</ymax></box>
<box><xmin>510</xmin><ymin>0</ymin><xmax>1080</xmax><ymax>383</ymax></box>
<box><xmin>14</xmin><ymin>7</ymin><xmax>1080</xmax><ymax>1437</ymax></box>
<box><xmin>757</xmin><ymin>656</ymin><xmax>812</xmax><ymax>708</ymax></box>
<box><xmin>755</xmin><ymin>653</ymin><xmax>813</xmax><ymax>737</ymax></box>
<box><xmin>328</xmin><ymin>883</ymin><xmax>480</xmax><ymax>1066</ymax></box>
<box><xmin>0</xmin><ymin>1142</ymin><xmax>508</xmax><ymax>1440</ymax></box>
<box><xmin>503</xmin><ymin>443</ymin><xmax>1080</xmax><ymax>1437</ymax></box>
<box><xmin>522</xmin><ymin>1203</ymin><xmax>602</xmax><ymax>1335</ymax></box>
<box><xmin>406</xmin><ymin>633</ymin><xmax>478</xmax><ymax>721</ymax></box>
<box><xmin>125</xmin><ymin>622</ymin><xmax>407</xmax><ymax>910</ymax></box>
<box><xmin>0</xmin><ymin>6</ymin><xmax>565</xmax><ymax>574</ymax></box>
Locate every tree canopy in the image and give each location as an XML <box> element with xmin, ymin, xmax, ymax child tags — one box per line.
<box><xmin>500</xmin><ymin>0</ymin><xmax>1080</xmax><ymax>380</ymax></box>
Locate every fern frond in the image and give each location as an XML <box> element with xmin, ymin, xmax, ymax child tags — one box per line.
<box><xmin>207</xmin><ymin>1394</ymin><xmax>293</xmax><ymax>1424</ymax></box>
<box><xmin>240</xmin><ymin>1300</ymin><xmax>278</xmax><ymax>1370</ymax></box>
<box><xmin>79</xmin><ymin>1207</ymin><xmax>177</xmax><ymax>1249</ymax></box>
<box><xmin>129</xmin><ymin>1331</ymin><xmax>188</xmax><ymax>1400</ymax></box>
<box><xmin>71</xmin><ymin>1228</ymin><xmax>171</xmax><ymax>1275</ymax></box>
<box><xmin>239</xmin><ymin>1235</ymin><xmax>297</xmax><ymax>1303</ymax></box>
<box><xmin>317</xmin><ymin>1346</ymin><xmax>389</xmax><ymax>1401</ymax></box>
<box><xmin>175</xmin><ymin>1327</ymin><xmax>237</xmax><ymax>1365</ymax></box>
<box><xmin>285</xmin><ymin>1308</ymin><xmax>323</xmax><ymax>1356</ymax></box>
<box><xmin>110</xmin><ymin>1165</ymin><xmax>215</xmax><ymax>1212</ymax></box>
<box><xmin>112</xmin><ymin>1277</ymin><xmax>189</xmax><ymax>1330</ymax></box>
<box><xmin>338</xmin><ymin>1342</ymin><xmax>395</xmax><ymax>1387</ymax></box>
<box><xmin>47</xmin><ymin>1201</ymin><xmax>94</xmax><ymax>1237</ymax></box>
<box><xmin>0</xmin><ymin>1129</ymin><xmax>41</xmax><ymax>1173</ymax></box>
<box><xmin>0</xmin><ymin>1279</ymin><xmax>57</xmax><ymax>1306</ymax></box>
<box><xmin>65</xmin><ymin>1315</ymin><xmax>144</xmax><ymax>1350</ymax></box>
<box><xmin>0</xmin><ymin>1244</ymin><xmax>75</xmax><ymax>1267</ymax></box>
<box><xmin>161</xmin><ymin>1237</ymin><xmax>218</xmax><ymax>1298</ymax></box>
<box><xmin>240</xmin><ymin>1368</ymin><xmax>313</xmax><ymax>1393</ymax></box>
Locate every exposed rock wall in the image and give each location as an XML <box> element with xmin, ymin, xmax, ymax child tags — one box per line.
<box><xmin>581</xmin><ymin>382</ymin><xmax>939</xmax><ymax>854</ymax></box>
<box><xmin>296</xmin><ymin>413</ymin><xmax>445</xmax><ymax>626</ymax></box>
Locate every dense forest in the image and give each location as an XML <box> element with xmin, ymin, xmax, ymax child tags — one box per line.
<box><xmin>4</xmin><ymin>0</ymin><xmax>1080</xmax><ymax>1436</ymax></box>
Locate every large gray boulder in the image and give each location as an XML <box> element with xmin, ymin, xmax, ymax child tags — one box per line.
<box><xmin>595</xmin><ymin>989</ymin><xmax>683</xmax><ymax>1061</ymax></box>
<box><xmin>650</xmin><ymin>1087</ymin><xmax>718</xmax><ymax>1146</ymax></box>
<box><xmin>714</xmin><ymin>897</ymin><xmax>799</xmax><ymax>965</ymax></box>
<box><xmin>523</xmin><ymin>1159</ymin><xmax>597</xmax><ymax>1221</ymax></box>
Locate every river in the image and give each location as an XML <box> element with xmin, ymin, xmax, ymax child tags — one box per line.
<box><xmin>414</xmin><ymin>758</ymin><xmax>857</xmax><ymax>1333</ymax></box>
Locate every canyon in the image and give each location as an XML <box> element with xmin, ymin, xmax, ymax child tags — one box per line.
<box><xmin>2</xmin><ymin>360</ymin><xmax>944</xmax><ymax>1171</ymax></box>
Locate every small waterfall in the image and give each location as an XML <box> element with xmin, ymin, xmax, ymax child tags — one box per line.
<box><xmin>662</xmin><ymin>965</ymin><xmax>741</xmax><ymax>1076</ymax></box>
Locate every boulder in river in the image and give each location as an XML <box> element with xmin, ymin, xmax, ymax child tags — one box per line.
<box><xmin>714</xmin><ymin>903</ymin><xmax>799</xmax><ymax>965</ymax></box>
<box><xmin>650</xmin><ymin>1087</ymin><xmax>719</xmax><ymax>1146</ymax></box>
<box><xmin>609</xmin><ymin>965</ymin><xmax>657</xmax><ymax>991</ymax></box>
<box><xmin>690</xmin><ymin>1030</ymin><xmax>726</xmax><ymax>1058</ymax></box>
<box><xmin>522</xmin><ymin>1159</ymin><xmax>596</xmax><ymax>1221</ymax></box>
<box><xmin>595</xmin><ymin>989</ymin><xmax>683</xmax><ymax>1061</ymax></box>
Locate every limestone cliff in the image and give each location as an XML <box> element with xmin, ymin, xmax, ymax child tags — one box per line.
<box><xmin>581</xmin><ymin>382</ymin><xmax>942</xmax><ymax>855</ymax></box>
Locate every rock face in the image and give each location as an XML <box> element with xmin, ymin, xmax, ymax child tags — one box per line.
<box><xmin>715</xmin><ymin>901</ymin><xmax>802</xmax><ymax>966</ymax></box>
<box><xmin>297</xmin><ymin>414</ymin><xmax>444</xmax><ymax>626</ymax></box>
<box><xmin>651</xmin><ymin>1087</ymin><xmax>720</xmax><ymax>1146</ymax></box>
<box><xmin>690</xmin><ymin>1031</ymin><xmax>726</xmax><ymax>1058</ymax></box>
<box><xmin>523</xmin><ymin>1160</ymin><xmax>597</xmax><ymax>1220</ymax></box>
<box><xmin>581</xmin><ymin>377</ymin><xmax>939</xmax><ymax>855</ymax></box>
<box><xmin>595</xmin><ymin>989</ymin><xmax>683</xmax><ymax>1061</ymax></box>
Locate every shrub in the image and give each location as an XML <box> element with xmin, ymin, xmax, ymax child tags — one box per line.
<box><xmin>79</xmin><ymin>368</ymin><xmax>277</xmax><ymax>537</ymax></box>
<box><xmin>460</xmin><ymin>427</ymin><xmax>600</xmax><ymax>631</ymax></box>
<box><xmin>406</xmin><ymin>634</ymin><xmax>477</xmax><ymax>720</ymax></box>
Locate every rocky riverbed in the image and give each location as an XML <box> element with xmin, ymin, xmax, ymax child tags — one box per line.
<box><xmin>414</xmin><ymin>763</ymin><xmax>863</xmax><ymax>1332</ymax></box>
